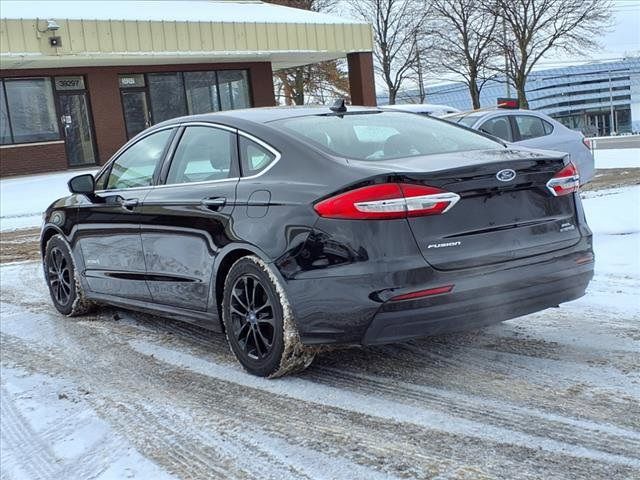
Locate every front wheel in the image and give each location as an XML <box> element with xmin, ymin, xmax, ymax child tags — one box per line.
<box><xmin>222</xmin><ymin>256</ymin><xmax>314</xmax><ymax>378</ymax></box>
<box><xmin>44</xmin><ymin>234</ymin><xmax>93</xmax><ymax>316</ymax></box>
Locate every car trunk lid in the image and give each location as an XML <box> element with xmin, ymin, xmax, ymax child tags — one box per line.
<box><xmin>356</xmin><ymin>149</ymin><xmax>582</xmax><ymax>270</ymax></box>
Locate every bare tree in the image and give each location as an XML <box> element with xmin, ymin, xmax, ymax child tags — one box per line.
<box><xmin>431</xmin><ymin>0</ymin><xmax>499</xmax><ymax>109</ymax></box>
<box><xmin>350</xmin><ymin>0</ymin><xmax>433</xmax><ymax>105</ymax></box>
<box><xmin>275</xmin><ymin>62</ymin><xmax>350</xmax><ymax>105</ymax></box>
<box><xmin>495</xmin><ymin>0</ymin><xmax>613</xmax><ymax>109</ymax></box>
<box><xmin>267</xmin><ymin>0</ymin><xmax>348</xmax><ymax>105</ymax></box>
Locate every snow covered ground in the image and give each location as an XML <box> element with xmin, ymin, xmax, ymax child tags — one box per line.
<box><xmin>593</xmin><ymin>147</ymin><xmax>640</xmax><ymax>169</ymax></box>
<box><xmin>0</xmin><ymin>168</ymin><xmax>98</xmax><ymax>232</ymax></box>
<box><xmin>1</xmin><ymin>184</ymin><xmax>638</xmax><ymax>479</ymax></box>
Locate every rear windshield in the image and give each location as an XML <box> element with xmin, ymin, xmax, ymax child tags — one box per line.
<box><xmin>271</xmin><ymin>111</ymin><xmax>501</xmax><ymax>161</ymax></box>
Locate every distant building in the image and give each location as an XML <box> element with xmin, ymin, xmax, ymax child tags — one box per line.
<box><xmin>0</xmin><ymin>1</ymin><xmax>375</xmax><ymax>177</ymax></box>
<box><xmin>380</xmin><ymin>58</ymin><xmax>640</xmax><ymax>136</ymax></box>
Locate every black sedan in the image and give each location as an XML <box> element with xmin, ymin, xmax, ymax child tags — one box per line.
<box><xmin>41</xmin><ymin>104</ymin><xmax>594</xmax><ymax>377</ymax></box>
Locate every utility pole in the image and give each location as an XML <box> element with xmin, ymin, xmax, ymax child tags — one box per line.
<box><xmin>608</xmin><ymin>69</ymin><xmax>615</xmax><ymax>135</ymax></box>
<box><xmin>502</xmin><ymin>16</ymin><xmax>511</xmax><ymax>98</ymax></box>
<box><xmin>415</xmin><ymin>34</ymin><xmax>425</xmax><ymax>103</ymax></box>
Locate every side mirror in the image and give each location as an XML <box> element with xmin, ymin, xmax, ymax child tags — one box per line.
<box><xmin>68</xmin><ymin>173</ymin><xmax>95</xmax><ymax>195</ymax></box>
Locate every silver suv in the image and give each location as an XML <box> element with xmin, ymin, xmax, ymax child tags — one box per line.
<box><xmin>454</xmin><ymin>109</ymin><xmax>595</xmax><ymax>183</ymax></box>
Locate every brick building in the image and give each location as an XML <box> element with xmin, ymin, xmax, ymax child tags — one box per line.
<box><xmin>0</xmin><ymin>0</ymin><xmax>375</xmax><ymax>176</ymax></box>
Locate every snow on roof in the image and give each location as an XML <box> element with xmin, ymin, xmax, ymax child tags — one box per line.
<box><xmin>1</xmin><ymin>0</ymin><xmax>365</xmax><ymax>25</ymax></box>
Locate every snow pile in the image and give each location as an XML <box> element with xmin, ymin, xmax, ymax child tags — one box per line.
<box><xmin>577</xmin><ymin>186</ymin><xmax>640</xmax><ymax>314</ymax></box>
<box><xmin>593</xmin><ymin>148</ymin><xmax>640</xmax><ymax>169</ymax></box>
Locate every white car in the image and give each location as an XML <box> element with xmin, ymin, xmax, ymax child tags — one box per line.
<box><xmin>380</xmin><ymin>103</ymin><xmax>461</xmax><ymax>118</ymax></box>
<box><xmin>453</xmin><ymin>109</ymin><xmax>595</xmax><ymax>183</ymax></box>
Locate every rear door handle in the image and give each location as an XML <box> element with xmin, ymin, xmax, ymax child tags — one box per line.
<box><xmin>201</xmin><ymin>197</ymin><xmax>227</xmax><ymax>210</ymax></box>
<box><xmin>121</xmin><ymin>198</ymin><xmax>139</xmax><ymax>210</ymax></box>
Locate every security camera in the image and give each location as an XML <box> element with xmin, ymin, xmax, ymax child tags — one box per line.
<box><xmin>46</xmin><ymin>20</ymin><xmax>60</xmax><ymax>31</ymax></box>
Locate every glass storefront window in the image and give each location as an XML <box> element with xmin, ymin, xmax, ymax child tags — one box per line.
<box><xmin>119</xmin><ymin>69</ymin><xmax>251</xmax><ymax>137</ymax></box>
<box><xmin>0</xmin><ymin>85</ymin><xmax>11</xmax><ymax>144</ymax></box>
<box><xmin>3</xmin><ymin>78</ymin><xmax>60</xmax><ymax>143</ymax></box>
<box><xmin>218</xmin><ymin>70</ymin><xmax>250</xmax><ymax>111</ymax></box>
<box><xmin>148</xmin><ymin>73</ymin><xmax>187</xmax><ymax>123</ymax></box>
<box><xmin>184</xmin><ymin>71</ymin><xmax>220</xmax><ymax>114</ymax></box>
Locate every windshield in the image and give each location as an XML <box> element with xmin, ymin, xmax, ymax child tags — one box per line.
<box><xmin>271</xmin><ymin>111</ymin><xmax>502</xmax><ymax>161</ymax></box>
<box><xmin>456</xmin><ymin>115</ymin><xmax>481</xmax><ymax>128</ymax></box>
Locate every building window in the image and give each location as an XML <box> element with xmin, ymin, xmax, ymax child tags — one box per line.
<box><xmin>119</xmin><ymin>69</ymin><xmax>251</xmax><ymax>138</ymax></box>
<box><xmin>1</xmin><ymin>78</ymin><xmax>60</xmax><ymax>144</ymax></box>
<box><xmin>218</xmin><ymin>70</ymin><xmax>250</xmax><ymax>110</ymax></box>
<box><xmin>184</xmin><ymin>71</ymin><xmax>220</xmax><ymax>114</ymax></box>
<box><xmin>0</xmin><ymin>85</ymin><xmax>11</xmax><ymax>144</ymax></box>
<box><xmin>148</xmin><ymin>73</ymin><xmax>187</xmax><ymax>124</ymax></box>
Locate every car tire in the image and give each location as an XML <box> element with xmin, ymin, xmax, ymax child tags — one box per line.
<box><xmin>44</xmin><ymin>234</ymin><xmax>93</xmax><ymax>316</ymax></box>
<box><xmin>222</xmin><ymin>255</ymin><xmax>315</xmax><ymax>378</ymax></box>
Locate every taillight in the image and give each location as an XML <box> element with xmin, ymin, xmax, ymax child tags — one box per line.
<box><xmin>546</xmin><ymin>162</ymin><xmax>580</xmax><ymax>197</ymax></box>
<box><xmin>314</xmin><ymin>183</ymin><xmax>460</xmax><ymax>220</ymax></box>
<box><xmin>582</xmin><ymin>137</ymin><xmax>591</xmax><ymax>150</ymax></box>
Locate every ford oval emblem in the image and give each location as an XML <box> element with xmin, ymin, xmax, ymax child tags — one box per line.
<box><xmin>496</xmin><ymin>169</ymin><xmax>516</xmax><ymax>182</ymax></box>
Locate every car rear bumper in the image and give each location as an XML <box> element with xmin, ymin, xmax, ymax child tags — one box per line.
<box><xmin>362</xmin><ymin>265</ymin><xmax>592</xmax><ymax>345</ymax></box>
<box><xmin>286</xmin><ymin>241</ymin><xmax>594</xmax><ymax>346</ymax></box>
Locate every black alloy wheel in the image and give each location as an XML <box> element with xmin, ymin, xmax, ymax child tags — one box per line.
<box><xmin>47</xmin><ymin>246</ymin><xmax>72</xmax><ymax>306</ymax></box>
<box><xmin>229</xmin><ymin>274</ymin><xmax>276</xmax><ymax>360</ymax></box>
<box><xmin>44</xmin><ymin>234</ymin><xmax>92</xmax><ymax>316</ymax></box>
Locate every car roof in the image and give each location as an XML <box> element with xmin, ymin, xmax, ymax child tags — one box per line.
<box><xmin>156</xmin><ymin>105</ymin><xmax>384</xmax><ymax>128</ymax></box>
<box><xmin>381</xmin><ymin>103</ymin><xmax>460</xmax><ymax>113</ymax></box>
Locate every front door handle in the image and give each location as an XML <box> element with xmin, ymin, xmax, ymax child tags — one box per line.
<box><xmin>201</xmin><ymin>197</ymin><xmax>226</xmax><ymax>211</ymax></box>
<box><xmin>121</xmin><ymin>198</ymin><xmax>139</xmax><ymax>210</ymax></box>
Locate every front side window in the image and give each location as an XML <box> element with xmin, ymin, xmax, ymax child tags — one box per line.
<box><xmin>106</xmin><ymin>129</ymin><xmax>173</xmax><ymax>190</ymax></box>
<box><xmin>272</xmin><ymin>111</ymin><xmax>502</xmax><ymax>161</ymax></box>
<box><xmin>514</xmin><ymin>115</ymin><xmax>551</xmax><ymax>140</ymax></box>
<box><xmin>239</xmin><ymin>136</ymin><xmax>276</xmax><ymax>176</ymax></box>
<box><xmin>3</xmin><ymin>78</ymin><xmax>60</xmax><ymax>143</ymax></box>
<box><xmin>166</xmin><ymin>126</ymin><xmax>235</xmax><ymax>185</ymax></box>
<box><xmin>479</xmin><ymin>116</ymin><xmax>513</xmax><ymax>142</ymax></box>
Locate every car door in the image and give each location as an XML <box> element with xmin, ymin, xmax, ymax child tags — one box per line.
<box><xmin>76</xmin><ymin>127</ymin><xmax>176</xmax><ymax>300</ymax></box>
<box><xmin>139</xmin><ymin>123</ymin><xmax>239</xmax><ymax>312</ymax></box>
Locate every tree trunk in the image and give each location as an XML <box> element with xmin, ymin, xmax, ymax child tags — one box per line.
<box><xmin>468</xmin><ymin>77</ymin><xmax>481</xmax><ymax>110</ymax></box>
<box><xmin>294</xmin><ymin>68</ymin><xmax>305</xmax><ymax>105</ymax></box>
<box><xmin>514</xmin><ymin>74</ymin><xmax>529</xmax><ymax>109</ymax></box>
<box><xmin>388</xmin><ymin>87</ymin><xmax>396</xmax><ymax>105</ymax></box>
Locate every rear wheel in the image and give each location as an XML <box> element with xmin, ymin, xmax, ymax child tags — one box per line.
<box><xmin>222</xmin><ymin>256</ymin><xmax>314</xmax><ymax>378</ymax></box>
<box><xmin>44</xmin><ymin>234</ymin><xmax>93</xmax><ymax>316</ymax></box>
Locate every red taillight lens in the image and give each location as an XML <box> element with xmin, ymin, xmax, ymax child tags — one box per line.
<box><xmin>546</xmin><ymin>162</ymin><xmax>580</xmax><ymax>197</ymax></box>
<box><xmin>314</xmin><ymin>183</ymin><xmax>461</xmax><ymax>220</ymax></box>
<box><xmin>582</xmin><ymin>138</ymin><xmax>591</xmax><ymax>150</ymax></box>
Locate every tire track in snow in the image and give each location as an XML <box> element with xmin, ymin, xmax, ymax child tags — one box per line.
<box><xmin>309</xmin><ymin>366</ymin><xmax>640</xmax><ymax>458</ymax></box>
<box><xmin>128</xmin><ymin>339</ymin><xmax>640</xmax><ymax>470</ymax></box>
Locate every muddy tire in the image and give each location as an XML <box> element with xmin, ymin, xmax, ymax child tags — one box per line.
<box><xmin>222</xmin><ymin>255</ymin><xmax>315</xmax><ymax>378</ymax></box>
<box><xmin>44</xmin><ymin>234</ymin><xmax>93</xmax><ymax>316</ymax></box>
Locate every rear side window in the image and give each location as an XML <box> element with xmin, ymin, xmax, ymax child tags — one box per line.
<box><xmin>239</xmin><ymin>136</ymin><xmax>277</xmax><ymax>176</ymax></box>
<box><xmin>479</xmin><ymin>116</ymin><xmax>513</xmax><ymax>142</ymax></box>
<box><xmin>106</xmin><ymin>128</ymin><xmax>173</xmax><ymax>190</ymax></box>
<box><xmin>513</xmin><ymin>115</ymin><xmax>552</xmax><ymax>140</ymax></box>
<box><xmin>166</xmin><ymin>126</ymin><xmax>236</xmax><ymax>185</ymax></box>
<box><xmin>272</xmin><ymin>111</ymin><xmax>501</xmax><ymax>161</ymax></box>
